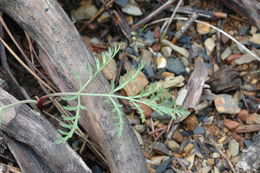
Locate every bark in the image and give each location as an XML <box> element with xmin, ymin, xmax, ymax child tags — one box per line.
<box><xmin>0</xmin><ymin>0</ymin><xmax>147</xmax><ymax>172</ymax></box>
<box><xmin>0</xmin><ymin>88</ymin><xmax>91</xmax><ymax>173</ymax></box>
<box><xmin>221</xmin><ymin>0</ymin><xmax>260</xmax><ymax>29</ymax></box>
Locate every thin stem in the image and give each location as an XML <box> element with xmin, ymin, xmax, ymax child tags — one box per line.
<box><xmin>1</xmin><ymin>100</ymin><xmax>37</xmax><ymax>111</ymax></box>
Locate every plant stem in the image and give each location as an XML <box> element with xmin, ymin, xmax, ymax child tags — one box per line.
<box><xmin>1</xmin><ymin>100</ymin><xmax>37</xmax><ymax>111</ymax></box>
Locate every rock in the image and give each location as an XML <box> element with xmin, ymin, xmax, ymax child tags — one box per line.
<box><xmin>71</xmin><ymin>1</ymin><xmax>97</xmax><ymax>22</ymax></box>
<box><xmin>183</xmin><ymin>143</ymin><xmax>193</xmax><ymax>154</ymax></box>
<box><xmin>141</xmin><ymin>49</ymin><xmax>152</xmax><ymax>65</ymax></box>
<box><xmin>198</xmin><ymin>166</ymin><xmax>211</xmax><ymax>173</ymax></box>
<box><xmin>184</xmin><ymin>114</ymin><xmax>199</xmax><ymax>131</ymax></box>
<box><xmin>155</xmin><ymin>75</ymin><xmax>185</xmax><ymax>89</ymax></box>
<box><xmin>151</xmin><ymin>111</ymin><xmax>171</xmax><ymax>121</ymax></box>
<box><xmin>162</xmin><ymin>39</ymin><xmax>189</xmax><ymax>57</ymax></box>
<box><xmin>229</xmin><ymin>139</ymin><xmax>239</xmax><ymax>157</ymax></box>
<box><xmin>214</xmin><ymin>94</ymin><xmax>241</xmax><ymax>114</ymax></box>
<box><xmin>221</xmin><ymin>47</ymin><xmax>232</xmax><ymax>60</ymax></box>
<box><xmin>150</xmin><ymin>156</ymin><xmax>168</xmax><ymax>166</ymax></box>
<box><xmin>161</xmin><ymin>46</ymin><xmax>172</xmax><ymax>58</ymax></box>
<box><xmin>143</xmin><ymin>65</ymin><xmax>155</xmax><ymax>79</ymax></box>
<box><xmin>166</xmin><ymin>58</ymin><xmax>186</xmax><ymax>75</ymax></box>
<box><xmin>205</xmin><ymin>126</ymin><xmax>221</xmax><ymax>137</ymax></box>
<box><xmin>156</xmin><ymin>57</ymin><xmax>167</xmax><ymax>69</ymax></box>
<box><xmin>144</xmin><ymin>30</ymin><xmax>155</xmax><ymax>45</ymax></box>
<box><xmin>97</xmin><ymin>12</ymin><xmax>110</xmax><ymax>23</ymax></box>
<box><xmin>185</xmin><ymin>154</ymin><xmax>195</xmax><ymax>169</ymax></box>
<box><xmin>221</xmin><ymin>34</ymin><xmax>230</xmax><ymax>44</ymax></box>
<box><xmin>134</xmin><ymin>124</ymin><xmax>146</xmax><ymax>133</ymax></box>
<box><xmin>153</xmin><ymin>142</ymin><xmax>172</xmax><ymax>156</ymax></box>
<box><xmin>250</xmin><ymin>26</ymin><xmax>257</xmax><ymax>35</ymax></box>
<box><xmin>194</xmin><ymin>126</ymin><xmax>206</xmax><ymax>135</ymax></box>
<box><xmin>204</xmin><ymin>38</ymin><xmax>215</xmax><ymax>55</ymax></box>
<box><xmin>172</xmin><ymin>131</ymin><xmax>184</xmax><ymax>143</ymax></box>
<box><xmin>122</xmin><ymin>0</ymin><xmax>142</xmax><ymax>16</ymax></box>
<box><xmin>115</xmin><ymin>0</ymin><xmax>128</xmax><ymax>7</ymax></box>
<box><xmin>246</xmin><ymin>113</ymin><xmax>260</xmax><ymax>124</ymax></box>
<box><xmin>237</xmin><ymin>109</ymin><xmax>250</xmax><ymax>122</ymax></box>
<box><xmin>166</xmin><ymin>140</ymin><xmax>180</xmax><ymax>152</ymax></box>
<box><xmin>155</xmin><ymin>158</ymin><xmax>173</xmax><ymax>173</ymax></box>
<box><xmin>197</xmin><ymin>22</ymin><xmax>211</xmax><ymax>35</ymax></box>
<box><xmin>122</xmin><ymin>70</ymin><xmax>149</xmax><ymax>96</ymax></box>
<box><xmin>224</xmin><ymin>119</ymin><xmax>240</xmax><ymax>130</ymax></box>
<box><xmin>101</xmin><ymin>58</ymin><xmax>117</xmax><ymax>80</ymax></box>
<box><xmin>180</xmin><ymin>57</ymin><xmax>189</xmax><ymax>67</ymax></box>
<box><xmin>250</xmin><ymin>33</ymin><xmax>260</xmax><ymax>44</ymax></box>
<box><xmin>192</xmin><ymin>143</ymin><xmax>203</xmax><ymax>158</ymax></box>
<box><xmin>164</xmin><ymin>169</ymin><xmax>173</xmax><ymax>173</ymax></box>
<box><xmin>239</xmin><ymin>25</ymin><xmax>249</xmax><ymax>36</ymax></box>
<box><xmin>235</xmin><ymin>53</ymin><xmax>256</xmax><ymax>64</ymax></box>
<box><xmin>139</xmin><ymin>103</ymin><xmax>153</xmax><ymax>118</ymax></box>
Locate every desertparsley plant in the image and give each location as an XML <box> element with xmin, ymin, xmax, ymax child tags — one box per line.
<box><xmin>0</xmin><ymin>44</ymin><xmax>189</xmax><ymax>144</ymax></box>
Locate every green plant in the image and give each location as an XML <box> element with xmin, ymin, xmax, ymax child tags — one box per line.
<box><xmin>0</xmin><ymin>44</ymin><xmax>189</xmax><ymax>144</ymax></box>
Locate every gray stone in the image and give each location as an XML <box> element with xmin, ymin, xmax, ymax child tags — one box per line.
<box><xmin>122</xmin><ymin>0</ymin><xmax>142</xmax><ymax>16</ymax></box>
<box><xmin>153</xmin><ymin>142</ymin><xmax>172</xmax><ymax>156</ymax></box>
<box><xmin>144</xmin><ymin>30</ymin><xmax>155</xmax><ymax>45</ymax></box>
<box><xmin>134</xmin><ymin>124</ymin><xmax>146</xmax><ymax>133</ymax></box>
<box><xmin>166</xmin><ymin>58</ymin><xmax>186</xmax><ymax>75</ymax></box>
<box><xmin>161</xmin><ymin>46</ymin><xmax>172</xmax><ymax>58</ymax></box>
<box><xmin>204</xmin><ymin>38</ymin><xmax>215</xmax><ymax>55</ymax></box>
<box><xmin>221</xmin><ymin>47</ymin><xmax>232</xmax><ymax>60</ymax></box>
<box><xmin>166</xmin><ymin>140</ymin><xmax>180</xmax><ymax>152</ymax></box>
<box><xmin>214</xmin><ymin>94</ymin><xmax>241</xmax><ymax>114</ymax></box>
<box><xmin>194</xmin><ymin>126</ymin><xmax>206</xmax><ymax>135</ymax></box>
<box><xmin>229</xmin><ymin>139</ymin><xmax>239</xmax><ymax>157</ymax></box>
<box><xmin>235</xmin><ymin>53</ymin><xmax>256</xmax><ymax>64</ymax></box>
<box><xmin>141</xmin><ymin>49</ymin><xmax>152</xmax><ymax>65</ymax></box>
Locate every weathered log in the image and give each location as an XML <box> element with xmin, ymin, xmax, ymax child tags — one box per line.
<box><xmin>0</xmin><ymin>0</ymin><xmax>147</xmax><ymax>172</ymax></box>
<box><xmin>221</xmin><ymin>0</ymin><xmax>260</xmax><ymax>29</ymax></box>
<box><xmin>2</xmin><ymin>134</ymin><xmax>53</xmax><ymax>173</ymax></box>
<box><xmin>0</xmin><ymin>87</ymin><xmax>91</xmax><ymax>173</ymax></box>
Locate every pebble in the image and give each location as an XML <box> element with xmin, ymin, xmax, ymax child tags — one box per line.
<box><xmin>221</xmin><ymin>47</ymin><xmax>232</xmax><ymax>60</ymax></box>
<box><xmin>180</xmin><ymin>57</ymin><xmax>189</xmax><ymax>67</ymax></box>
<box><xmin>184</xmin><ymin>114</ymin><xmax>199</xmax><ymax>131</ymax></box>
<box><xmin>229</xmin><ymin>139</ymin><xmax>239</xmax><ymax>157</ymax></box>
<box><xmin>122</xmin><ymin>0</ymin><xmax>142</xmax><ymax>16</ymax></box>
<box><xmin>246</xmin><ymin>113</ymin><xmax>260</xmax><ymax>124</ymax></box>
<box><xmin>172</xmin><ymin>131</ymin><xmax>184</xmax><ymax>143</ymax></box>
<box><xmin>134</xmin><ymin>124</ymin><xmax>146</xmax><ymax>133</ymax></box>
<box><xmin>239</xmin><ymin>25</ymin><xmax>249</xmax><ymax>36</ymax></box>
<box><xmin>155</xmin><ymin>75</ymin><xmax>185</xmax><ymax>89</ymax></box>
<box><xmin>150</xmin><ymin>156</ymin><xmax>168</xmax><ymax>166</ymax></box>
<box><xmin>183</xmin><ymin>143</ymin><xmax>193</xmax><ymax>154</ymax></box>
<box><xmin>250</xmin><ymin>33</ymin><xmax>260</xmax><ymax>44</ymax></box>
<box><xmin>214</xmin><ymin>94</ymin><xmax>241</xmax><ymax>114</ymax></box>
<box><xmin>155</xmin><ymin>158</ymin><xmax>173</xmax><ymax>173</ymax></box>
<box><xmin>143</xmin><ymin>65</ymin><xmax>155</xmax><ymax>80</ymax></box>
<box><xmin>166</xmin><ymin>140</ymin><xmax>180</xmax><ymax>152</ymax></box>
<box><xmin>250</xmin><ymin>26</ymin><xmax>257</xmax><ymax>35</ymax></box>
<box><xmin>122</xmin><ymin>70</ymin><xmax>149</xmax><ymax>96</ymax></box>
<box><xmin>144</xmin><ymin>30</ymin><xmax>155</xmax><ymax>45</ymax></box>
<box><xmin>224</xmin><ymin>119</ymin><xmax>240</xmax><ymax>130</ymax></box>
<box><xmin>141</xmin><ymin>49</ymin><xmax>152</xmax><ymax>65</ymax></box>
<box><xmin>204</xmin><ymin>38</ymin><xmax>215</xmax><ymax>55</ymax></box>
<box><xmin>161</xmin><ymin>46</ymin><xmax>172</xmax><ymax>58</ymax></box>
<box><xmin>70</xmin><ymin>1</ymin><xmax>98</xmax><ymax>22</ymax></box>
<box><xmin>166</xmin><ymin>58</ymin><xmax>186</xmax><ymax>75</ymax></box>
<box><xmin>194</xmin><ymin>126</ymin><xmax>206</xmax><ymax>135</ymax></box>
<box><xmin>156</xmin><ymin>57</ymin><xmax>167</xmax><ymax>69</ymax></box>
<box><xmin>235</xmin><ymin>53</ymin><xmax>256</xmax><ymax>64</ymax></box>
<box><xmin>101</xmin><ymin>58</ymin><xmax>117</xmax><ymax>80</ymax></box>
<box><xmin>197</xmin><ymin>22</ymin><xmax>211</xmax><ymax>35</ymax></box>
<box><xmin>186</xmin><ymin>154</ymin><xmax>195</xmax><ymax>169</ymax></box>
<box><xmin>197</xmin><ymin>166</ymin><xmax>211</xmax><ymax>173</ymax></box>
<box><xmin>153</xmin><ymin>142</ymin><xmax>172</xmax><ymax>155</ymax></box>
<box><xmin>151</xmin><ymin>111</ymin><xmax>171</xmax><ymax>121</ymax></box>
<box><xmin>162</xmin><ymin>39</ymin><xmax>189</xmax><ymax>57</ymax></box>
<box><xmin>115</xmin><ymin>0</ymin><xmax>128</xmax><ymax>7</ymax></box>
<box><xmin>237</xmin><ymin>109</ymin><xmax>250</xmax><ymax>122</ymax></box>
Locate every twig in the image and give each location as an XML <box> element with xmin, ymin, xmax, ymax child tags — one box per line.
<box><xmin>131</xmin><ymin>0</ymin><xmax>176</xmax><ymax>30</ymax></box>
<box><xmin>149</xmin><ymin>17</ymin><xmax>260</xmax><ymax>61</ymax></box>
<box><xmin>172</xmin><ymin>12</ymin><xmax>198</xmax><ymax>43</ymax></box>
<box><xmin>169</xmin><ymin>6</ymin><xmax>227</xmax><ymax>18</ymax></box>
<box><xmin>161</xmin><ymin>0</ymin><xmax>183</xmax><ymax>37</ymax></box>
<box><xmin>216</xmin><ymin>19</ymin><xmax>222</xmax><ymax>66</ymax></box>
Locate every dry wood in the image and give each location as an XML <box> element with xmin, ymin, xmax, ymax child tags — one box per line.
<box><xmin>0</xmin><ymin>0</ymin><xmax>147</xmax><ymax>172</ymax></box>
<box><xmin>220</xmin><ymin>0</ymin><xmax>260</xmax><ymax>29</ymax></box>
<box><xmin>0</xmin><ymin>88</ymin><xmax>91</xmax><ymax>173</ymax></box>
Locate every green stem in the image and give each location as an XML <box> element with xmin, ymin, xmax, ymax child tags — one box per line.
<box><xmin>1</xmin><ymin>100</ymin><xmax>37</xmax><ymax>111</ymax></box>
